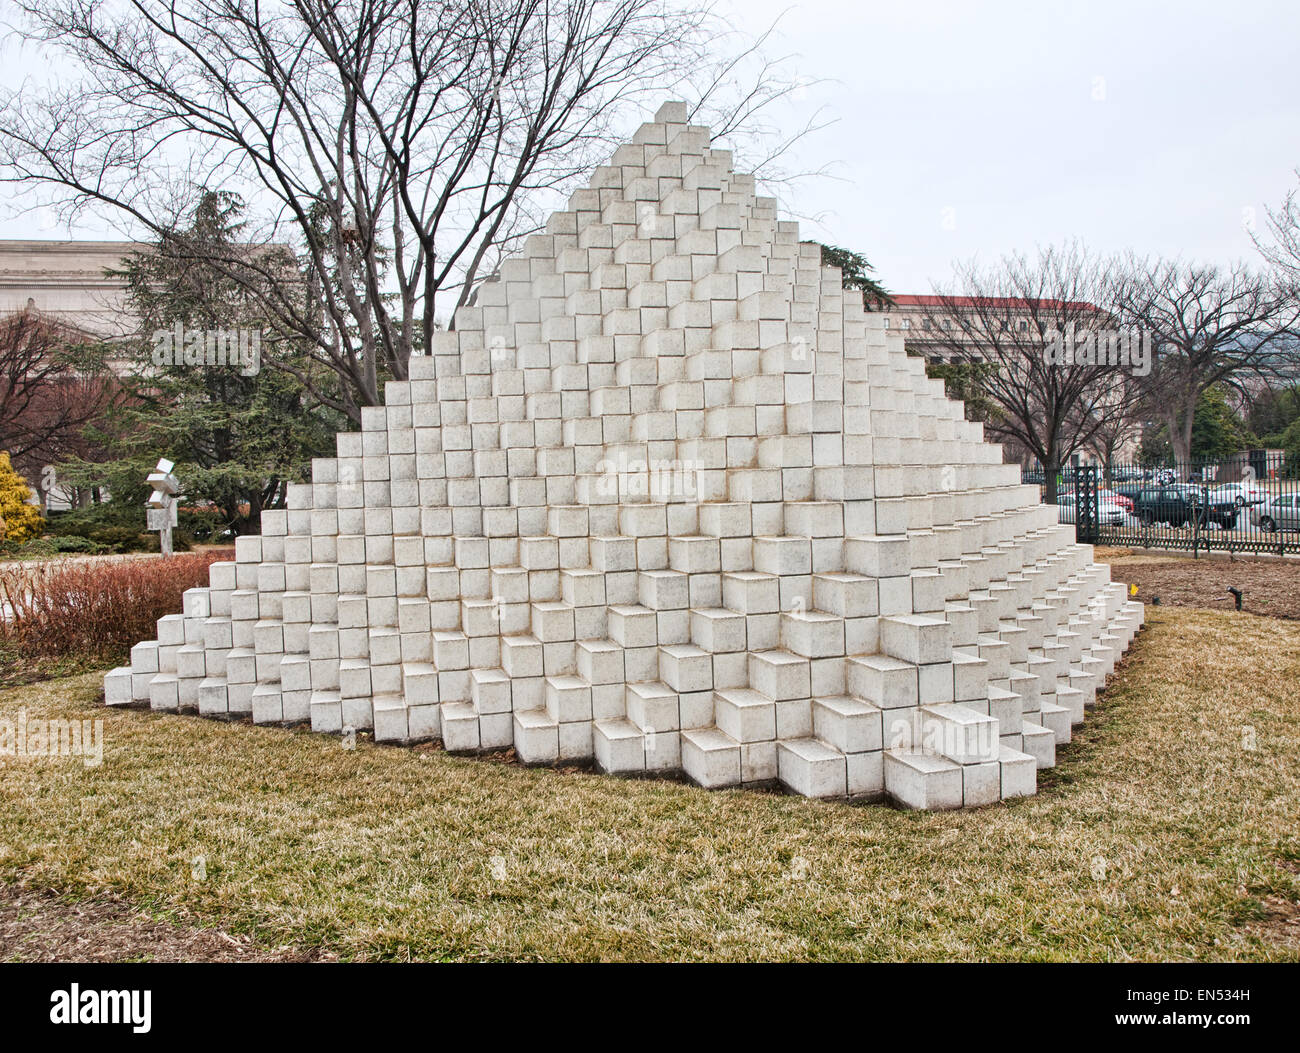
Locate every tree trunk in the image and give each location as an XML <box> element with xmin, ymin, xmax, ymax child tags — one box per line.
<box><xmin>1044</xmin><ymin>444</ymin><xmax>1061</xmax><ymax>504</ymax></box>
<box><xmin>1167</xmin><ymin>403</ymin><xmax>1195</xmax><ymax>477</ymax></box>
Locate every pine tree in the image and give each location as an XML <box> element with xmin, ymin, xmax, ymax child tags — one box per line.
<box><xmin>59</xmin><ymin>191</ymin><xmax>344</xmax><ymax>535</ymax></box>
<box><xmin>819</xmin><ymin>244</ymin><xmax>892</xmax><ymax>310</ymax></box>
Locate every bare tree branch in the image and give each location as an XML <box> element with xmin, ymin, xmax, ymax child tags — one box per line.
<box><xmin>1110</xmin><ymin>253</ymin><xmax>1300</xmax><ymax>469</ymax></box>
<box><xmin>922</xmin><ymin>242</ymin><xmax>1142</xmax><ymax>501</ymax></box>
<box><xmin>1</xmin><ymin>0</ymin><xmax>818</xmax><ymax>419</ymax></box>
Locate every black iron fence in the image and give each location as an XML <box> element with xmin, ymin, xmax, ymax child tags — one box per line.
<box><xmin>1024</xmin><ymin>453</ymin><xmax>1300</xmax><ymax>556</ymax></box>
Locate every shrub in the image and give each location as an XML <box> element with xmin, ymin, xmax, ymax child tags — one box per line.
<box><xmin>50</xmin><ymin>502</ymin><xmax>226</xmax><ymax>549</ymax></box>
<box><xmin>48</xmin><ymin>535</ymin><xmax>108</xmax><ymax>554</ymax></box>
<box><xmin>84</xmin><ymin>525</ymin><xmax>152</xmax><ymax>553</ymax></box>
<box><xmin>49</xmin><ymin>519</ymin><xmax>189</xmax><ymax>554</ymax></box>
<box><xmin>0</xmin><ymin>535</ymin><xmax>107</xmax><ymax>560</ymax></box>
<box><xmin>0</xmin><ymin>452</ymin><xmax>45</xmax><ymax>544</ymax></box>
<box><xmin>0</xmin><ymin>549</ymin><xmax>233</xmax><ymax>666</ymax></box>
<box><xmin>46</xmin><ymin>504</ymin><xmax>137</xmax><ymax>536</ymax></box>
<box><xmin>0</xmin><ymin>537</ymin><xmax>52</xmax><ymax>560</ymax></box>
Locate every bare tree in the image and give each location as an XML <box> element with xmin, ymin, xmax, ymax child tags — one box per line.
<box><xmin>0</xmin><ymin>0</ymin><xmax>808</xmax><ymax>422</ymax></box>
<box><xmin>1084</xmin><ymin>378</ymin><xmax>1144</xmax><ymax>470</ymax></box>
<box><xmin>921</xmin><ymin>243</ymin><xmax>1142</xmax><ymax>502</ymax></box>
<box><xmin>1254</xmin><ymin>167</ymin><xmax>1300</xmax><ymax>295</ymax></box>
<box><xmin>0</xmin><ymin>309</ymin><xmax>118</xmax><ymax>489</ymax></box>
<box><xmin>1111</xmin><ymin>255</ymin><xmax>1300</xmax><ymax>470</ymax></box>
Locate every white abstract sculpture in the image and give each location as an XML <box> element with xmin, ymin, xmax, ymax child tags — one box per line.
<box><xmin>145</xmin><ymin>458</ymin><xmax>179</xmax><ymax>558</ymax></box>
<box><xmin>104</xmin><ymin>103</ymin><xmax>1143</xmax><ymax>809</ymax></box>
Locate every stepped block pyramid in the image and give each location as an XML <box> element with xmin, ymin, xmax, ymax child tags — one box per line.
<box><xmin>104</xmin><ymin>102</ymin><xmax>1143</xmax><ymax>809</ymax></box>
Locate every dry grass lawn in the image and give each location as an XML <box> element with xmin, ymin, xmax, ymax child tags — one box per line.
<box><xmin>2</xmin><ymin>604</ymin><xmax>1299</xmax><ymax>961</ymax></box>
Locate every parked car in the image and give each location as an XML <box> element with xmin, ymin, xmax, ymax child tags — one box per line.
<box><xmin>1097</xmin><ymin>488</ymin><xmax>1133</xmax><ymax>512</ymax></box>
<box><xmin>1110</xmin><ymin>481</ymin><xmax>1144</xmax><ymax>504</ymax></box>
<box><xmin>1131</xmin><ymin>487</ymin><xmax>1238</xmax><ymax>529</ymax></box>
<box><xmin>1251</xmin><ymin>495</ymin><xmax>1300</xmax><ymax>533</ymax></box>
<box><xmin>1208</xmin><ymin>481</ymin><xmax>1269</xmax><ymax>507</ymax></box>
<box><xmin>1056</xmin><ymin>493</ymin><xmax>1128</xmax><ymax>526</ymax></box>
<box><xmin>1058</xmin><ymin>487</ymin><xmax>1134</xmax><ymax>513</ymax></box>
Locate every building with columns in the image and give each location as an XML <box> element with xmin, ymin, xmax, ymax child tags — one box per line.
<box><xmin>0</xmin><ymin>239</ymin><xmax>144</xmax><ymax>338</ymax></box>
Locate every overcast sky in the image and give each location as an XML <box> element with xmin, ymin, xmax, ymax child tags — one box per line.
<box><xmin>2</xmin><ymin>0</ymin><xmax>1297</xmax><ymax>295</ymax></box>
<box><xmin>722</xmin><ymin>0</ymin><xmax>1300</xmax><ymax>292</ymax></box>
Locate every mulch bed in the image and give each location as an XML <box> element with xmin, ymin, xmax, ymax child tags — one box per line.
<box><xmin>1098</xmin><ymin>551</ymin><xmax>1300</xmax><ymax>620</ymax></box>
<box><xmin>0</xmin><ymin>886</ymin><xmax>336</xmax><ymax>963</ymax></box>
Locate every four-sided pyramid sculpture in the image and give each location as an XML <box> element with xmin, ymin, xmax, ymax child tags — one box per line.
<box><xmin>104</xmin><ymin>102</ymin><xmax>1143</xmax><ymax>809</ymax></box>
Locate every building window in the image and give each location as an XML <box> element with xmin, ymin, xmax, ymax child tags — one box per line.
<box><xmin>1018</xmin><ymin>320</ymin><xmax>1029</xmax><ymax>332</ymax></box>
<box><xmin>900</xmin><ymin>319</ymin><xmax>911</xmax><ymax>330</ymax></box>
<box><xmin>882</xmin><ymin>317</ymin><xmax>890</xmax><ymax>329</ymax></box>
<box><xmin>921</xmin><ymin>318</ymin><xmax>932</xmax><ymax>330</ymax></box>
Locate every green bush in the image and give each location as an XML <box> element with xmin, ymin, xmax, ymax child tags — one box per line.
<box><xmin>49</xmin><ymin>535</ymin><xmax>108</xmax><ymax>554</ymax></box>
<box><xmin>46</xmin><ymin>503</ymin><xmax>139</xmax><ymax>538</ymax></box>
<box><xmin>80</xmin><ymin>525</ymin><xmax>152</xmax><ymax>554</ymax></box>
<box><xmin>49</xmin><ymin>504</ymin><xmax>202</xmax><ymax>551</ymax></box>
<box><xmin>0</xmin><ymin>537</ymin><xmax>54</xmax><ymax>559</ymax></box>
<box><xmin>45</xmin><ymin>518</ymin><xmax>89</xmax><ymax>539</ymax></box>
<box><xmin>0</xmin><ymin>535</ymin><xmax>108</xmax><ymax>560</ymax></box>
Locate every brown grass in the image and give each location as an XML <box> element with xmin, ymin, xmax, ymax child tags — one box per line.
<box><xmin>1</xmin><ymin>603</ymin><xmax>1298</xmax><ymax>961</ymax></box>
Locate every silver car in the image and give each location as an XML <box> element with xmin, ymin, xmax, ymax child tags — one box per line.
<box><xmin>1209</xmin><ymin>481</ymin><xmax>1269</xmax><ymax>508</ymax></box>
<box><xmin>1252</xmin><ymin>495</ymin><xmax>1300</xmax><ymax>533</ymax></box>
<box><xmin>1057</xmin><ymin>493</ymin><xmax>1127</xmax><ymax>526</ymax></box>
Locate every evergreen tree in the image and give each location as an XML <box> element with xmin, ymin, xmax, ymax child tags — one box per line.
<box><xmin>1137</xmin><ymin>386</ymin><xmax>1250</xmax><ymax>465</ymax></box>
<box><xmin>60</xmin><ymin>191</ymin><xmax>344</xmax><ymax>535</ymax></box>
<box><xmin>0</xmin><ymin>451</ymin><xmax>45</xmax><ymax>543</ymax></box>
<box><xmin>819</xmin><ymin>244</ymin><xmax>892</xmax><ymax>310</ymax></box>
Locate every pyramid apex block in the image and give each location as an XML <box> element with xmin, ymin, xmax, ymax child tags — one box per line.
<box><xmin>654</xmin><ymin>101</ymin><xmax>690</xmax><ymax>124</ymax></box>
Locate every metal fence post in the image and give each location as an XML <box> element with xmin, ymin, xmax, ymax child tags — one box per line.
<box><xmin>1077</xmin><ymin>464</ymin><xmax>1099</xmax><ymax>545</ymax></box>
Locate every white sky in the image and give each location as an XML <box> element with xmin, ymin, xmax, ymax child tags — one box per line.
<box><xmin>2</xmin><ymin>0</ymin><xmax>1298</xmax><ymax>295</ymax></box>
<box><xmin>725</xmin><ymin>0</ymin><xmax>1300</xmax><ymax>292</ymax></box>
